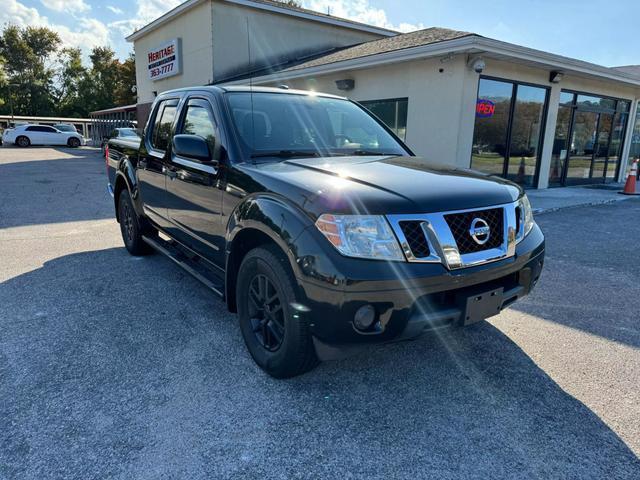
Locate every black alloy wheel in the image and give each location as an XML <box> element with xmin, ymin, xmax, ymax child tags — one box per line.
<box><xmin>236</xmin><ymin>245</ymin><xmax>318</xmax><ymax>378</ymax></box>
<box><xmin>16</xmin><ymin>136</ymin><xmax>30</xmax><ymax>148</ymax></box>
<box><xmin>117</xmin><ymin>189</ymin><xmax>153</xmax><ymax>256</ymax></box>
<box><xmin>247</xmin><ymin>273</ymin><xmax>286</xmax><ymax>352</ymax></box>
<box><xmin>68</xmin><ymin>137</ymin><xmax>80</xmax><ymax>148</ymax></box>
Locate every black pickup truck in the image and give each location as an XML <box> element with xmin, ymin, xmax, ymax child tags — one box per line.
<box><xmin>106</xmin><ymin>86</ymin><xmax>544</xmax><ymax>378</ymax></box>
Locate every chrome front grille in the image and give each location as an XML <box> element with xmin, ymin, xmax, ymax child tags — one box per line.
<box><xmin>398</xmin><ymin>221</ymin><xmax>430</xmax><ymax>258</ymax></box>
<box><xmin>387</xmin><ymin>202</ymin><xmax>518</xmax><ymax>270</ymax></box>
<box><xmin>444</xmin><ymin>207</ymin><xmax>504</xmax><ymax>254</ymax></box>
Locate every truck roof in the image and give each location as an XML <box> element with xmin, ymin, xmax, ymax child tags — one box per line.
<box><xmin>157</xmin><ymin>85</ymin><xmax>347</xmax><ymax>100</ymax></box>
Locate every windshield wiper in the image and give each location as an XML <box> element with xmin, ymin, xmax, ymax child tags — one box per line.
<box><xmin>250</xmin><ymin>150</ymin><xmax>320</xmax><ymax>159</ymax></box>
<box><xmin>348</xmin><ymin>150</ymin><xmax>403</xmax><ymax>156</ymax></box>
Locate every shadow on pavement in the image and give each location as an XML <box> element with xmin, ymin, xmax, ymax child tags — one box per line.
<box><xmin>510</xmin><ymin>201</ymin><xmax>640</xmax><ymax>349</ymax></box>
<box><xmin>1</xmin><ymin>247</ymin><xmax>638</xmax><ymax>479</ymax></box>
<box><xmin>0</xmin><ymin>152</ymin><xmax>113</xmax><ymax>229</ymax></box>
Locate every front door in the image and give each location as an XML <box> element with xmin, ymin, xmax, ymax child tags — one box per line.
<box><xmin>165</xmin><ymin>96</ymin><xmax>225</xmax><ymax>267</ymax></box>
<box><xmin>137</xmin><ymin>98</ymin><xmax>179</xmax><ymax>227</ymax></box>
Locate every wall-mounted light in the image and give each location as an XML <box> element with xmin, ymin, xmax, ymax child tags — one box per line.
<box><xmin>549</xmin><ymin>71</ymin><xmax>564</xmax><ymax>83</ymax></box>
<box><xmin>335</xmin><ymin>79</ymin><xmax>355</xmax><ymax>91</ymax></box>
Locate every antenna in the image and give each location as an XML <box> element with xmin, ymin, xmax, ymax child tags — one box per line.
<box><xmin>246</xmin><ymin>17</ymin><xmax>256</xmax><ymax>162</ymax></box>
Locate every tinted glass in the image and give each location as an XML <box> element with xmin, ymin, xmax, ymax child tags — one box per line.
<box><xmin>549</xmin><ymin>106</ymin><xmax>571</xmax><ymax>186</ymax></box>
<box><xmin>361</xmin><ymin>98</ymin><xmax>409</xmax><ymax>140</ymax></box>
<box><xmin>591</xmin><ymin>113</ymin><xmax>613</xmax><ymax>179</ymax></box>
<box><xmin>577</xmin><ymin>94</ymin><xmax>616</xmax><ymax>111</ymax></box>
<box><xmin>566</xmin><ymin>111</ymin><xmax>598</xmax><ymax>184</ymax></box>
<box><xmin>181</xmin><ymin>103</ymin><xmax>217</xmax><ymax>157</ymax></box>
<box><xmin>471</xmin><ymin>78</ymin><xmax>513</xmax><ymax>176</ymax></box>
<box><xmin>607</xmin><ymin>112</ymin><xmax>628</xmax><ymax>179</ymax></box>
<box><xmin>55</xmin><ymin>125</ymin><xmax>76</xmax><ymax>132</ymax></box>
<box><xmin>226</xmin><ymin>93</ymin><xmax>407</xmax><ymax>160</ymax></box>
<box><xmin>559</xmin><ymin>92</ymin><xmax>575</xmax><ymax>106</ymax></box>
<box><xmin>152</xmin><ymin>101</ymin><xmax>177</xmax><ymax>151</ymax></box>
<box><xmin>119</xmin><ymin>128</ymin><xmax>138</xmax><ymax>137</ymax></box>
<box><xmin>628</xmin><ymin>109</ymin><xmax>640</xmax><ymax>166</ymax></box>
<box><xmin>506</xmin><ymin>85</ymin><xmax>547</xmax><ymax>187</ymax></box>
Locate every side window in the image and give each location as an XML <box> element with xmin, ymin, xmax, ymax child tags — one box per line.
<box><xmin>151</xmin><ymin>100</ymin><xmax>178</xmax><ymax>151</ymax></box>
<box><xmin>180</xmin><ymin>100</ymin><xmax>219</xmax><ymax>158</ymax></box>
<box><xmin>43</xmin><ymin>126</ymin><xmax>57</xmax><ymax>133</ymax></box>
<box><xmin>26</xmin><ymin>126</ymin><xmax>37</xmax><ymax>132</ymax></box>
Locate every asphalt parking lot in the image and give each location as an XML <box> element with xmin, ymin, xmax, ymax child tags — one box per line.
<box><xmin>1</xmin><ymin>146</ymin><xmax>639</xmax><ymax>479</ymax></box>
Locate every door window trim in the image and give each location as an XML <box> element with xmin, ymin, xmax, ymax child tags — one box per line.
<box><xmin>146</xmin><ymin>97</ymin><xmax>180</xmax><ymax>157</ymax></box>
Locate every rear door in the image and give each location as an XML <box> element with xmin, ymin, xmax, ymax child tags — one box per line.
<box><xmin>137</xmin><ymin>97</ymin><xmax>180</xmax><ymax>227</ymax></box>
<box><xmin>165</xmin><ymin>96</ymin><xmax>225</xmax><ymax>266</ymax></box>
<box><xmin>25</xmin><ymin>126</ymin><xmax>44</xmax><ymax>144</ymax></box>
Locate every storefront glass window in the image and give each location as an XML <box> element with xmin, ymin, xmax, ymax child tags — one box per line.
<box><xmin>360</xmin><ymin>98</ymin><xmax>409</xmax><ymax>140</ymax></box>
<box><xmin>551</xmin><ymin>91</ymin><xmax>631</xmax><ymax>186</ymax></box>
<box><xmin>471</xmin><ymin>78</ymin><xmax>548</xmax><ymax>187</ymax></box>
<box><xmin>471</xmin><ymin>78</ymin><xmax>514</xmax><ymax>177</ymax></box>
<box><xmin>626</xmin><ymin>107</ymin><xmax>640</xmax><ymax>165</ymax></box>
<box><xmin>549</xmin><ymin>104</ymin><xmax>572</xmax><ymax>186</ymax></box>
<box><xmin>506</xmin><ymin>85</ymin><xmax>547</xmax><ymax>186</ymax></box>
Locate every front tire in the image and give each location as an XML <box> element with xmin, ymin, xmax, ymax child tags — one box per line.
<box><xmin>117</xmin><ymin>189</ymin><xmax>153</xmax><ymax>256</ymax></box>
<box><xmin>16</xmin><ymin>136</ymin><xmax>30</xmax><ymax>148</ymax></box>
<box><xmin>68</xmin><ymin>137</ymin><xmax>81</xmax><ymax>148</ymax></box>
<box><xmin>236</xmin><ymin>245</ymin><xmax>318</xmax><ymax>378</ymax></box>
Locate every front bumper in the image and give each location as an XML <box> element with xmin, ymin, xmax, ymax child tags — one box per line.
<box><xmin>293</xmin><ymin>224</ymin><xmax>545</xmax><ymax>350</ymax></box>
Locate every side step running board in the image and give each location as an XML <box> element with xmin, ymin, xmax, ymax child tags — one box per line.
<box><xmin>142</xmin><ymin>235</ymin><xmax>225</xmax><ymax>298</ymax></box>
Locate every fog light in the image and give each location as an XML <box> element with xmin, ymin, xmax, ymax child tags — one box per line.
<box><xmin>353</xmin><ymin>305</ymin><xmax>376</xmax><ymax>331</ymax></box>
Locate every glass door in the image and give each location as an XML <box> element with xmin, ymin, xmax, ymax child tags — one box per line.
<box><xmin>592</xmin><ymin>113</ymin><xmax>613</xmax><ymax>180</ymax></box>
<box><xmin>566</xmin><ymin>110</ymin><xmax>598</xmax><ymax>185</ymax></box>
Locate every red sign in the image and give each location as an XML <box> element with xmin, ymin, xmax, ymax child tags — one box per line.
<box><xmin>476</xmin><ymin>99</ymin><xmax>495</xmax><ymax>118</ymax></box>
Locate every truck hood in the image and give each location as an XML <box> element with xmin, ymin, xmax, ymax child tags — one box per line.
<box><xmin>241</xmin><ymin>156</ymin><xmax>522</xmax><ymax>217</ymax></box>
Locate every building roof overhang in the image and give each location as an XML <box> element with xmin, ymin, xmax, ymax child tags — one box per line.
<box><xmin>233</xmin><ymin>35</ymin><xmax>640</xmax><ymax>89</ymax></box>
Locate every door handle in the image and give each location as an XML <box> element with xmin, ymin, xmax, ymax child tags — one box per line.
<box><xmin>162</xmin><ymin>165</ymin><xmax>177</xmax><ymax>179</ymax></box>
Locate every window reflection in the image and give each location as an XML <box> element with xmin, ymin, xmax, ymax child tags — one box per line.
<box><xmin>471</xmin><ymin>78</ymin><xmax>547</xmax><ymax>187</ymax></box>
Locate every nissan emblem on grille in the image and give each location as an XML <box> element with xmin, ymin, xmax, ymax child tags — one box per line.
<box><xmin>469</xmin><ymin>218</ymin><xmax>491</xmax><ymax>245</ymax></box>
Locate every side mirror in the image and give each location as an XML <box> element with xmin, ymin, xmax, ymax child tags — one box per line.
<box><xmin>172</xmin><ymin>134</ymin><xmax>213</xmax><ymax>163</ymax></box>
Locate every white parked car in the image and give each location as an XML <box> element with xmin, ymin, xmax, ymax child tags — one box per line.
<box><xmin>2</xmin><ymin>124</ymin><xmax>86</xmax><ymax>148</ymax></box>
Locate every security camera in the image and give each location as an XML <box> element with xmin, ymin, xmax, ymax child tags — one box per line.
<box><xmin>468</xmin><ymin>57</ymin><xmax>486</xmax><ymax>74</ymax></box>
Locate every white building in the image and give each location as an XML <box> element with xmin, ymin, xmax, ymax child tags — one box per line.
<box><xmin>127</xmin><ymin>0</ymin><xmax>640</xmax><ymax>189</ymax></box>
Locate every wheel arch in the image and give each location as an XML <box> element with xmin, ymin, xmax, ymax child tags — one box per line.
<box><xmin>225</xmin><ymin>195</ymin><xmax>312</xmax><ymax>313</ymax></box>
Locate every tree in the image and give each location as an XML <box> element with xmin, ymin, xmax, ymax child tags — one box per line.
<box><xmin>114</xmin><ymin>53</ymin><xmax>137</xmax><ymax>107</ymax></box>
<box><xmin>0</xmin><ymin>25</ymin><xmax>60</xmax><ymax>116</ymax></box>
<box><xmin>56</xmin><ymin>47</ymin><xmax>87</xmax><ymax>117</ymax></box>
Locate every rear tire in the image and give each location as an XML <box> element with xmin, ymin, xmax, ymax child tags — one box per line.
<box><xmin>16</xmin><ymin>136</ymin><xmax>30</xmax><ymax>148</ymax></box>
<box><xmin>236</xmin><ymin>245</ymin><xmax>319</xmax><ymax>378</ymax></box>
<box><xmin>117</xmin><ymin>189</ymin><xmax>153</xmax><ymax>256</ymax></box>
<box><xmin>68</xmin><ymin>137</ymin><xmax>80</xmax><ymax>148</ymax></box>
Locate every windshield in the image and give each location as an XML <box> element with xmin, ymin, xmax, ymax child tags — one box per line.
<box><xmin>119</xmin><ymin>128</ymin><xmax>138</xmax><ymax>137</ymax></box>
<box><xmin>226</xmin><ymin>92</ymin><xmax>408</xmax><ymax>161</ymax></box>
<box><xmin>55</xmin><ymin>125</ymin><xmax>76</xmax><ymax>132</ymax></box>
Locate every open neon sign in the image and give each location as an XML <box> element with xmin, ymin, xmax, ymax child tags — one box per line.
<box><xmin>476</xmin><ymin>99</ymin><xmax>495</xmax><ymax>118</ymax></box>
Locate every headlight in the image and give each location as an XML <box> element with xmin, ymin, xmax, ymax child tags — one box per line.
<box><xmin>315</xmin><ymin>214</ymin><xmax>404</xmax><ymax>261</ymax></box>
<box><xmin>516</xmin><ymin>195</ymin><xmax>535</xmax><ymax>242</ymax></box>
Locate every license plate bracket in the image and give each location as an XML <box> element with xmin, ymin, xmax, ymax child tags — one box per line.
<box><xmin>459</xmin><ymin>287</ymin><xmax>504</xmax><ymax>325</ymax></box>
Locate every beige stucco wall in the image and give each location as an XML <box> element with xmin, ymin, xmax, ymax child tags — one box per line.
<box><xmin>210</xmin><ymin>1</ymin><xmax>383</xmax><ymax>82</ymax></box>
<box><xmin>133</xmin><ymin>1</ymin><xmax>214</xmax><ymax>105</ymax></box>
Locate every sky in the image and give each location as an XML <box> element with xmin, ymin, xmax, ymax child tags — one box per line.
<box><xmin>1</xmin><ymin>0</ymin><xmax>639</xmax><ymax>67</ymax></box>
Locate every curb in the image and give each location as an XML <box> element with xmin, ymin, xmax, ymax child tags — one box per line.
<box><xmin>533</xmin><ymin>195</ymin><xmax>638</xmax><ymax>215</ymax></box>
